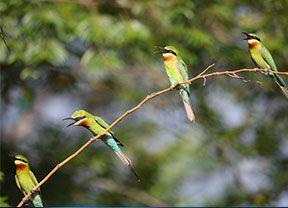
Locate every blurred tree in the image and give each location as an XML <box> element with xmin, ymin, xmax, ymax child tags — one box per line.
<box><xmin>0</xmin><ymin>172</ymin><xmax>9</xmax><ymax>207</ymax></box>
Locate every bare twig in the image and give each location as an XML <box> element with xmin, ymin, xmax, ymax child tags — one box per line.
<box><xmin>196</xmin><ymin>63</ymin><xmax>215</xmax><ymax>77</ymax></box>
<box><xmin>194</xmin><ymin>63</ymin><xmax>215</xmax><ymax>86</ymax></box>
<box><xmin>202</xmin><ymin>77</ymin><xmax>207</xmax><ymax>86</ymax></box>
<box><xmin>226</xmin><ymin>73</ymin><xmax>250</xmax><ymax>83</ymax></box>
<box><xmin>16</xmin><ymin>67</ymin><xmax>288</xmax><ymax>207</ymax></box>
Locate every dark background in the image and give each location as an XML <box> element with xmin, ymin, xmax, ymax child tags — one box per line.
<box><xmin>1</xmin><ymin>0</ymin><xmax>288</xmax><ymax>206</ymax></box>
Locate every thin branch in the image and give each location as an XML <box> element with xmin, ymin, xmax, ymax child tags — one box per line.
<box><xmin>195</xmin><ymin>63</ymin><xmax>215</xmax><ymax>86</ymax></box>
<box><xmin>195</xmin><ymin>63</ymin><xmax>215</xmax><ymax>77</ymax></box>
<box><xmin>16</xmin><ymin>67</ymin><xmax>288</xmax><ymax>207</ymax></box>
<box><xmin>226</xmin><ymin>73</ymin><xmax>250</xmax><ymax>83</ymax></box>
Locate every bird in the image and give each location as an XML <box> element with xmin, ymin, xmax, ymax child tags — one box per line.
<box><xmin>12</xmin><ymin>154</ymin><xmax>43</xmax><ymax>207</ymax></box>
<box><xmin>243</xmin><ymin>32</ymin><xmax>288</xmax><ymax>98</ymax></box>
<box><xmin>63</xmin><ymin>109</ymin><xmax>140</xmax><ymax>182</ymax></box>
<box><xmin>158</xmin><ymin>46</ymin><xmax>196</xmax><ymax>122</ymax></box>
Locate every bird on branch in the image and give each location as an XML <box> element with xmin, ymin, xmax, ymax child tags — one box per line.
<box><xmin>12</xmin><ymin>154</ymin><xmax>43</xmax><ymax>207</ymax></box>
<box><xmin>243</xmin><ymin>32</ymin><xmax>288</xmax><ymax>98</ymax></box>
<box><xmin>157</xmin><ymin>46</ymin><xmax>196</xmax><ymax>123</ymax></box>
<box><xmin>63</xmin><ymin>109</ymin><xmax>140</xmax><ymax>182</ymax></box>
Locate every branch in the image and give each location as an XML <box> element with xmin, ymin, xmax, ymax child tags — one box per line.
<box><xmin>16</xmin><ymin>67</ymin><xmax>287</xmax><ymax>207</ymax></box>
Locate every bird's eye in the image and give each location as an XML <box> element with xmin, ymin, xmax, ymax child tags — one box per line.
<box><xmin>75</xmin><ymin>116</ymin><xmax>85</xmax><ymax>121</ymax></box>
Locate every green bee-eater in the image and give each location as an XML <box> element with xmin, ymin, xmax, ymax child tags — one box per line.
<box><xmin>63</xmin><ymin>109</ymin><xmax>140</xmax><ymax>181</ymax></box>
<box><xmin>13</xmin><ymin>154</ymin><xmax>43</xmax><ymax>207</ymax></box>
<box><xmin>243</xmin><ymin>32</ymin><xmax>288</xmax><ymax>98</ymax></box>
<box><xmin>158</xmin><ymin>46</ymin><xmax>196</xmax><ymax>122</ymax></box>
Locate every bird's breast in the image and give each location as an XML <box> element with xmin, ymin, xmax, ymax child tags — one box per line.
<box><xmin>16</xmin><ymin>164</ymin><xmax>28</xmax><ymax>171</ymax></box>
<box><xmin>248</xmin><ymin>41</ymin><xmax>260</xmax><ymax>49</ymax></box>
<box><xmin>77</xmin><ymin>118</ymin><xmax>89</xmax><ymax>127</ymax></box>
<box><xmin>163</xmin><ymin>54</ymin><xmax>176</xmax><ymax>61</ymax></box>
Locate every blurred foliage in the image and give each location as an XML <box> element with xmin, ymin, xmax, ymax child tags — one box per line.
<box><xmin>0</xmin><ymin>172</ymin><xmax>9</xmax><ymax>207</ymax></box>
<box><xmin>1</xmin><ymin>0</ymin><xmax>288</xmax><ymax>206</ymax></box>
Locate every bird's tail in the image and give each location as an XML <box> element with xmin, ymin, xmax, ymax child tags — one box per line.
<box><xmin>272</xmin><ymin>74</ymin><xmax>288</xmax><ymax>98</ymax></box>
<box><xmin>180</xmin><ymin>88</ymin><xmax>196</xmax><ymax>123</ymax></box>
<box><xmin>115</xmin><ymin>151</ymin><xmax>141</xmax><ymax>182</ymax></box>
<box><xmin>32</xmin><ymin>193</ymin><xmax>43</xmax><ymax>207</ymax></box>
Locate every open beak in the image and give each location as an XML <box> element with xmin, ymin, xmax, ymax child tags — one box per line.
<box><xmin>62</xmin><ymin>117</ymin><xmax>76</xmax><ymax>128</ymax></box>
<box><xmin>154</xmin><ymin>46</ymin><xmax>166</xmax><ymax>54</ymax></box>
<box><xmin>242</xmin><ymin>32</ymin><xmax>250</xmax><ymax>40</ymax></box>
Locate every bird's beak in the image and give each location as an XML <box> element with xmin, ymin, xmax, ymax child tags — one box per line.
<box><xmin>242</xmin><ymin>32</ymin><xmax>250</xmax><ymax>40</ymax></box>
<box><xmin>154</xmin><ymin>46</ymin><xmax>166</xmax><ymax>54</ymax></box>
<box><xmin>62</xmin><ymin>117</ymin><xmax>76</xmax><ymax>128</ymax></box>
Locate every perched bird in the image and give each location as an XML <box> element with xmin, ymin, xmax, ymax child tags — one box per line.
<box><xmin>63</xmin><ymin>109</ymin><xmax>140</xmax><ymax>182</ymax></box>
<box><xmin>158</xmin><ymin>46</ymin><xmax>196</xmax><ymax>122</ymax></box>
<box><xmin>13</xmin><ymin>154</ymin><xmax>43</xmax><ymax>207</ymax></box>
<box><xmin>243</xmin><ymin>32</ymin><xmax>288</xmax><ymax>98</ymax></box>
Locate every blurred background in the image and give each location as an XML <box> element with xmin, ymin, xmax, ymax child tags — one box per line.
<box><xmin>1</xmin><ymin>0</ymin><xmax>288</xmax><ymax>206</ymax></box>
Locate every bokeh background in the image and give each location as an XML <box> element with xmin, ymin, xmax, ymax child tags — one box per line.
<box><xmin>1</xmin><ymin>0</ymin><xmax>288</xmax><ymax>206</ymax></box>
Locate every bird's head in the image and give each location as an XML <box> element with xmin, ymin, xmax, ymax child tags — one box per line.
<box><xmin>242</xmin><ymin>32</ymin><xmax>261</xmax><ymax>46</ymax></box>
<box><xmin>157</xmin><ymin>45</ymin><xmax>179</xmax><ymax>61</ymax></box>
<box><xmin>12</xmin><ymin>154</ymin><xmax>29</xmax><ymax>169</ymax></box>
<box><xmin>63</xmin><ymin>109</ymin><xmax>92</xmax><ymax>128</ymax></box>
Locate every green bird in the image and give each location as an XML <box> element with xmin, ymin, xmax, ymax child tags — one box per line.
<box><xmin>63</xmin><ymin>109</ymin><xmax>140</xmax><ymax>181</ymax></box>
<box><xmin>158</xmin><ymin>46</ymin><xmax>196</xmax><ymax>122</ymax></box>
<box><xmin>13</xmin><ymin>154</ymin><xmax>43</xmax><ymax>207</ymax></box>
<box><xmin>243</xmin><ymin>32</ymin><xmax>288</xmax><ymax>98</ymax></box>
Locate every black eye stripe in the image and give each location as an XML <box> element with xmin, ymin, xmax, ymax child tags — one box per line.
<box><xmin>250</xmin><ymin>36</ymin><xmax>261</xmax><ymax>42</ymax></box>
<box><xmin>15</xmin><ymin>158</ymin><xmax>28</xmax><ymax>163</ymax></box>
<box><xmin>170</xmin><ymin>50</ymin><xmax>177</xmax><ymax>56</ymax></box>
<box><xmin>254</xmin><ymin>36</ymin><xmax>261</xmax><ymax>41</ymax></box>
<box><xmin>165</xmin><ymin>49</ymin><xmax>177</xmax><ymax>56</ymax></box>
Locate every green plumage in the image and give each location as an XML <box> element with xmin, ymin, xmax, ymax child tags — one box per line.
<box><xmin>67</xmin><ymin>110</ymin><xmax>140</xmax><ymax>181</ymax></box>
<box><xmin>245</xmin><ymin>33</ymin><xmax>288</xmax><ymax>98</ymax></box>
<box><xmin>14</xmin><ymin>154</ymin><xmax>43</xmax><ymax>207</ymax></box>
<box><xmin>161</xmin><ymin>46</ymin><xmax>196</xmax><ymax>122</ymax></box>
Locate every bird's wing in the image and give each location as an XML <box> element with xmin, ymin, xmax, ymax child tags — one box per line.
<box><xmin>15</xmin><ymin>175</ymin><xmax>26</xmax><ymax>195</ymax></box>
<box><xmin>29</xmin><ymin>171</ymin><xmax>44</xmax><ymax>207</ymax></box>
<box><xmin>94</xmin><ymin>116</ymin><xmax>124</xmax><ymax>147</ymax></box>
<box><xmin>15</xmin><ymin>175</ymin><xmax>21</xmax><ymax>190</ymax></box>
<box><xmin>261</xmin><ymin>45</ymin><xmax>278</xmax><ymax>71</ymax></box>
<box><xmin>94</xmin><ymin>116</ymin><xmax>112</xmax><ymax>132</ymax></box>
<box><xmin>249</xmin><ymin>51</ymin><xmax>258</xmax><ymax>67</ymax></box>
<box><xmin>29</xmin><ymin>170</ymin><xmax>41</xmax><ymax>192</ymax></box>
<box><xmin>178</xmin><ymin>58</ymin><xmax>189</xmax><ymax>80</ymax></box>
<box><xmin>177</xmin><ymin>58</ymin><xmax>190</xmax><ymax>93</ymax></box>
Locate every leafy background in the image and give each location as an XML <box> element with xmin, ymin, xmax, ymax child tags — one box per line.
<box><xmin>1</xmin><ymin>0</ymin><xmax>288</xmax><ymax>206</ymax></box>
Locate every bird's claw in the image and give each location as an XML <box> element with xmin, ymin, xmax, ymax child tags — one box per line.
<box><xmin>172</xmin><ymin>84</ymin><xmax>181</xmax><ymax>90</ymax></box>
<box><xmin>261</xmin><ymin>68</ymin><xmax>272</xmax><ymax>75</ymax></box>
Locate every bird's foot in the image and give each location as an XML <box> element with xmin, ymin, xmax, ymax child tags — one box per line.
<box><xmin>261</xmin><ymin>68</ymin><xmax>271</xmax><ymax>75</ymax></box>
<box><xmin>172</xmin><ymin>83</ymin><xmax>181</xmax><ymax>90</ymax></box>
